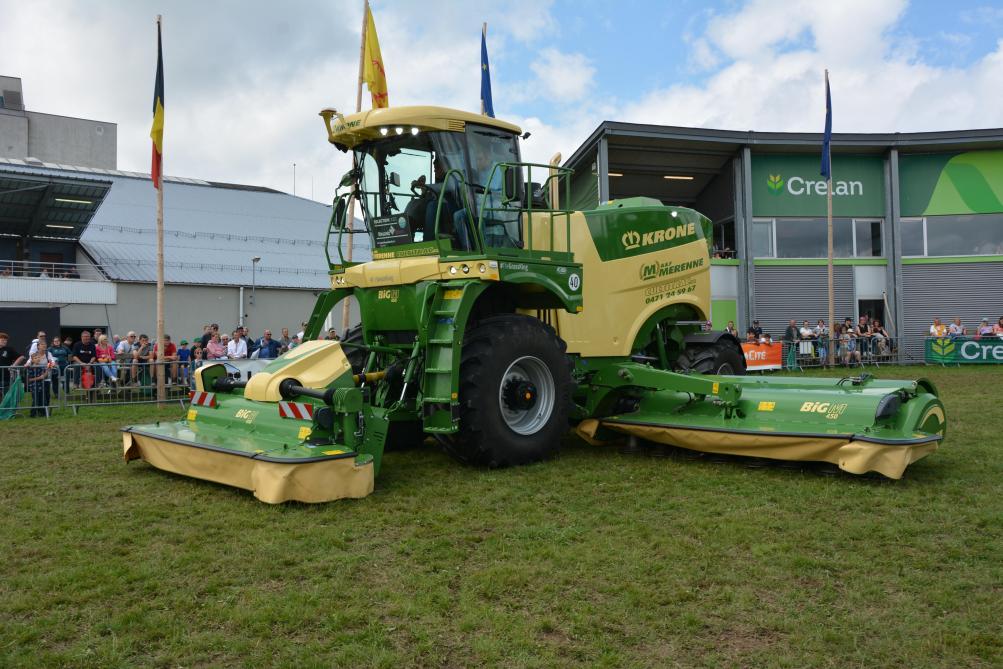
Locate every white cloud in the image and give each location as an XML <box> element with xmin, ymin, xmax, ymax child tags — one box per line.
<box><xmin>617</xmin><ymin>2</ymin><xmax>1003</xmax><ymax>134</ymax></box>
<box><xmin>528</xmin><ymin>48</ymin><xmax>596</xmax><ymax>102</ymax></box>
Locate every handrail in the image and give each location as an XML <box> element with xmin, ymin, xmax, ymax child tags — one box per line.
<box><xmin>433</xmin><ymin>168</ymin><xmax>481</xmax><ymax>254</ymax></box>
<box><xmin>0</xmin><ymin>259</ymin><xmax>105</xmax><ymax>281</ymax></box>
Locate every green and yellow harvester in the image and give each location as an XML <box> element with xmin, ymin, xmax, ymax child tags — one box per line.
<box><xmin>123</xmin><ymin>106</ymin><xmax>946</xmax><ymax>503</ymax></box>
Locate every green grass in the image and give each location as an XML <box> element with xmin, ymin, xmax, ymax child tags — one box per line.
<box><xmin>1</xmin><ymin>365</ymin><xmax>1001</xmax><ymax>668</ymax></box>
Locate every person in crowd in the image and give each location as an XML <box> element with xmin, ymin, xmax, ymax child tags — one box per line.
<box><xmin>70</xmin><ymin>330</ymin><xmax>97</xmax><ymax>389</ymax></box>
<box><xmin>930</xmin><ymin>317</ymin><xmax>946</xmax><ymax>337</ymax></box>
<box><xmin>28</xmin><ymin>330</ymin><xmax>47</xmax><ymax>355</ymax></box>
<box><xmin>152</xmin><ymin>334</ymin><xmax>178</xmax><ymax>384</ymax></box>
<box><xmin>200</xmin><ymin>323</ymin><xmax>218</xmax><ymax>351</ymax></box>
<box><xmin>92</xmin><ymin>328</ymin><xmax>104</xmax><ymax>345</ymax></box>
<box><xmin>116</xmin><ymin>332</ymin><xmax>137</xmax><ymax>384</ymax></box>
<box><xmin>948</xmin><ymin>317</ymin><xmax>966</xmax><ymax>338</ymax></box>
<box><xmin>25</xmin><ymin>341</ymin><xmax>55</xmax><ymax>417</ymax></box>
<box><xmin>977</xmin><ymin>319</ymin><xmax>994</xmax><ymax>337</ymax></box>
<box><xmin>205</xmin><ymin>333</ymin><xmax>224</xmax><ymax>361</ymax></box>
<box><xmin>177</xmin><ymin>340</ymin><xmax>192</xmax><ymax>385</ymax></box>
<box><xmin>812</xmin><ymin>320</ymin><xmax>829</xmax><ymax>363</ymax></box>
<box><xmin>762</xmin><ymin>332</ymin><xmax>774</xmax><ymax>345</ymax></box>
<box><xmin>289</xmin><ymin>334</ymin><xmax>301</xmax><ymax>349</ymax></box>
<box><xmin>724</xmin><ymin>321</ymin><xmax>737</xmax><ymax>337</ymax></box>
<box><xmin>94</xmin><ymin>334</ymin><xmax>119</xmax><ymax>387</ymax></box>
<box><xmin>799</xmin><ymin>320</ymin><xmax>815</xmax><ymax>340</ymax></box>
<box><xmin>782</xmin><ymin>320</ymin><xmax>799</xmax><ymax>369</ymax></box>
<box><xmin>839</xmin><ymin>325</ymin><xmax>861</xmax><ymax>366</ymax></box>
<box><xmin>227</xmin><ymin>330</ymin><xmax>248</xmax><ymax>359</ymax></box>
<box><xmin>131</xmin><ymin>334</ymin><xmax>152</xmax><ymax>385</ymax></box>
<box><xmin>255</xmin><ymin>330</ymin><xmax>282</xmax><ymax>359</ymax></box>
<box><xmin>994</xmin><ymin>317</ymin><xmax>1003</xmax><ymax>336</ymax></box>
<box><xmin>745</xmin><ymin>328</ymin><xmax>758</xmax><ymax>344</ymax></box>
<box><xmin>871</xmin><ymin>319</ymin><xmax>890</xmax><ymax>355</ymax></box>
<box><xmin>750</xmin><ymin>320</ymin><xmax>763</xmax><ymax>338</ymax></box>
<box><xmin>296</xmin><ymin>321</ymin><xmax>308</xmax><ymax>340</ymax></box>
<box><xmin>279</xmin><ymin>327</ymin><xmax>292</xmax><ymax>352</ymax></box>
<box><xmin>855</xmin><ymin>316</ymin><xmax>873</xmax><ymax>356</ymax></box>
<box><xmin>215</xmin><ymin>333</ymin><xmax>230</xmax><ymax>359</ymax></box>
<box><xmin>325</xmin><ymin>328</ymin><xmax>340</xmax><ymax>341</ymax></box>
<box><xmin>48</xmin><ymin>335</ymin><xmax>70</xmax><ymax>398</ymax></box>
<box><xmin>0</xmin><ymin>331</ymin><xmax>25</xmax><ymax>397</ymax></box>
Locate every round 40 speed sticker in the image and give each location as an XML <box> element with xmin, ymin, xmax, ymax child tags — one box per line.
<box><xmin>568</xmin><ymin>273</ymin><xmax>581</xmax><ymax>291</ymax></box>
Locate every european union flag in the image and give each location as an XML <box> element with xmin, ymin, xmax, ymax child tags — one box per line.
<box><xmin>481</xmin><ymin>29</ymin><xmax>494</xmax><ymax>118</ymax></box>
<box><xmin>820</xmin><ymin>72</ymin><xmax>832</xmax><ymax>180</ymax></box>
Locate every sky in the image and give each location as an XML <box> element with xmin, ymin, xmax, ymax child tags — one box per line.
<box><xmin>2</xmin><ymin>0</ymin><xmax>1002</xmax><ymax>201</ymax></box>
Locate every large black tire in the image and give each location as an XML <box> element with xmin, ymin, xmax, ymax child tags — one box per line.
<box><xmin>341</xmin><ymin>324</ymin><xmax>367</xmax><ymax>373</ymax></box>
<box><xmin>675</xmin><ymin>340</ymin><xmax>746</xmax><ymax>375</ymax></box>
<box><xmin>444</xmin><ymin>314</ymin><xmax>572</xmax><ymax>467</ymax></box>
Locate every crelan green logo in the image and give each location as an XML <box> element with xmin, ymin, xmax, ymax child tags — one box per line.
<box><xmin>929</xmin><ymin>337</ymin><xmax>956</xmax><ymax>363</ymax></box>
<box><xmin>767</xmin><ymin>174</ymin><xmax>785</xmax><ymax>194</ymax></box>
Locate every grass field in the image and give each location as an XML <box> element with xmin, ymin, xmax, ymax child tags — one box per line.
<box><xmin>1</xmin><ymin>365</ymin><xmax>1001</xmax><ymax>668</ymax></box>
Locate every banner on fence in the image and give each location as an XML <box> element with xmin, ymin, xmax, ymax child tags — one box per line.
<box><xmin>925</xmin><ymin>336</ymin><xmax>1003</xmax><ymax>364</ymax></box>
<box><xmin>741</xmin><ymin>342</ymin><xmax>783</xmax><ymax>371</ymax></box>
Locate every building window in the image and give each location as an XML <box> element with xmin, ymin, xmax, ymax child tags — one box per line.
<box><xmin>752</xmin><ymin>218</ymin><xmax>882</xmax><ymax>258</ymax></box>
<box><xmin>901</xmin><ymin>214</ymin><xmax>1003</xmax><ymax>256</ymax></box>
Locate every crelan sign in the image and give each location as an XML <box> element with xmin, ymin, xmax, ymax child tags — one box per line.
<box><xmin>925</xmin><ymin>337</ymin><xmax>1003</xmax><ymax>364</ymax></box>
<box><xmin>767</xmin><ymin>174</ymin><xmax>864</xmax><ymax>197</ymax></box>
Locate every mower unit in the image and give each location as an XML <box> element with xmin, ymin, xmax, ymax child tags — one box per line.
<box><xmin>124</xmin><ymin>105</ymin><xmax>945</xmax><ymax>503</ymax></box>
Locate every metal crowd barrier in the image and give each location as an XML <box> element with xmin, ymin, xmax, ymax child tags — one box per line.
<box><xmin>779</xmin><ymin>335</ymin><xmax>901</xmax><ymax>370</ymax></box>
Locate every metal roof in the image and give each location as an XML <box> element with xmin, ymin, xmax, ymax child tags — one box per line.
<box><xmin>563</xmin><ymin>122</ymin><xmax>1003</xmax><ymax>206</ymax></box>
<box><xmin>0</xmin><ymin>159</ymin><xmax>371</xmax><ymax>288</ymax></box>
<box><xmin>0</xmin><ymin>168</ymin><xmax>112</xmax><ymax>241</ymax></box>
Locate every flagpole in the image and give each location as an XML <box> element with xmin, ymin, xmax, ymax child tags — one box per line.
<box><xmin>825</xmin><ymin>69</ymin><xmax>835</xmax><ymax>368</ymax></box>
<box><xmin>481</xmin><ymin>22</ymin><xmax>487</xmax><ymax>115</ymax></box>
<box><xmin>341</xmin><ymin>0</ymin><xmax>368</xmax><ymax>335</ymax></box>
<box><xmin>155</xmin><ymin>14</ymin><xmax>166</xmax><ymax>403</ymax></box>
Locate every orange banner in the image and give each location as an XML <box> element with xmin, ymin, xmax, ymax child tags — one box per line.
<box><xmin>741</xmin><ymin>342</ymin><xmax>783</xmax><ymax>371</ymax></box>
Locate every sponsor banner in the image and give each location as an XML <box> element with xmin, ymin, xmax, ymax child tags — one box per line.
<box><xmin>741</xmin><ymin>341</ymin><xmax>783</xmax><ymax>371</ymax></box>
<box><xmin>899</xmin><ymin>150</ymin><xmax>1003</xmax><ymax>216</ymax></box>
<box><xmin>751</xmin><ymin>155</ymin><xmax>885</xmax><ymax>217</ymax></box>
<box><xmin>925</xmin><ymin>336</ymin><xmax>1003</xmax><ymax>364</ymax></box>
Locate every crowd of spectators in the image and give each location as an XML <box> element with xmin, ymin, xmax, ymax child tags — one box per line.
<box><xmin>929</xmin><ymin>316</ymin><xmax>1003</xmax><ymax>338</ymax></box>
<box><xmin>740</xmin><ymin>315</ymin><xmax>896</xmax><ymax>367</ymax></box>
<box><xmin>0</xmin><ymin>320</ymin><xmax>343</xmax><ymax>416</ymax></box>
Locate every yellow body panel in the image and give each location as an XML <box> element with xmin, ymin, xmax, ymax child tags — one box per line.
<box><xmin>552</xmin><ymin>212</ymin><xmax>711</xmax><ymax>358</ymax></box>
<box><xmin>321</xmin><ymin>105</ymin><xmax>521</xmax><ymax>149</ymax></box>
<box><xmin>123</xmin><ymin>431</ymin><xmax>374</xmax><ymax>503</ymax></box>
<box><xmin>335</xmin><ymin>257</ymin><xmax>501</xmax><ymax>289</ymax></box>
<box><xmin>243</xmin><ymin>340</ymin><xmax>352</xmax><ymax>402</ymax></box>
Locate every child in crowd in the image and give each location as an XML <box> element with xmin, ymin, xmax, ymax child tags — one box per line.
<box><xmin>26</xmin><ymin>341</ymin><xmax>55</xmax><ymax>417</ymax></box>
<box><xmin>177</xmin><ymin>340</ymin><xmax>192</xmax><ymax>385</ymax></box>
<box><xmin>48</xmin><ymin>336</ymin><xmax>70</xmax><ymax>398</ymax></box>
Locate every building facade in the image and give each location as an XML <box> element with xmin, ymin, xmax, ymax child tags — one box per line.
<box><xmin>564</xmin><ymin>124</ymin><xmax>1003</xmax><ymax>358</ymax></box>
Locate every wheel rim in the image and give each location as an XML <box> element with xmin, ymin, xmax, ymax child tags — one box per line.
<box><xmin>498</xmin><ymin>355</ymin><xmax>555</xmax><ymax>435</ymax></box>
<box><xmin>716</xmin><ymin>362</ymin><xmax>735</xmax><ymax>374</ymax></box>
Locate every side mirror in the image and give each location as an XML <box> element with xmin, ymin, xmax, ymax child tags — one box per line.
<box><xmin>502</xmin><ymin>166</ymin><xmax>521</xmax><ymax>204</ymax></box>
<box><xmin>389</xmin><ymin>171</ymin><xmax>401</xmax><ymax>187</ymax></box>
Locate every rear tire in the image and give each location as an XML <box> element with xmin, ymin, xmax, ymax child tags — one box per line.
<box><xmin>444</xmin><ymin>314</ymin><xmax>572</xmax><ymax>467</ymax></box>
<box><xmin>675</xmin><ymin>340</ymin><xmax>746</xmax><ymax>375</ymax></box>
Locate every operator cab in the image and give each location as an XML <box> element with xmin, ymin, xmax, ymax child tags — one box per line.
<box><xmin>353</xmin><ymin>124</ymin><xmax>524</xmax><ymax>254</ymax></box>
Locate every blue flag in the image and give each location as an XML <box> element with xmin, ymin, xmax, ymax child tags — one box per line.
<box><xmin>481</xmin><ymin>30</ymin><xmax>494</xmax><ymax>118</ymax></box>
<box><xmin>820</xmin><ymin>73</ymin><xmax>832</xmax><ymax>179</ymax></box>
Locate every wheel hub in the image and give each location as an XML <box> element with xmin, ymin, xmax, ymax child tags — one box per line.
<box><xmin>503</xmin><ymin>379</ymin><xmax>538</xmax><ymax>411</ymax></box>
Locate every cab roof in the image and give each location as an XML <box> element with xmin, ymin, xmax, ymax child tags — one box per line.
<box><xmin>320</xmin><ymin>105</ymin><xmax>522</xmax><ymax>150</ymax></box>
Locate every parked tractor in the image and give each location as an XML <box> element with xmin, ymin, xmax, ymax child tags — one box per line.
<box><xmin>124</xmin><ymin>106</ymin><xmax>946</xmax><ymax>503</ymax></box>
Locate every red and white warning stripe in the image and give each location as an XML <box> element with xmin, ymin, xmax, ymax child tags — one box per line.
<box><xmin>278</xmin><ymin>401</ymin><xmax>314</xmax><ymax>420</ymax></box>
<box><xmin>189</xmin><ymin>391</ymin><xmax>217</xmax><ymax>408</ymax></box>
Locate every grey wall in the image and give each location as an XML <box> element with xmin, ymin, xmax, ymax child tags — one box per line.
<box><xmin>24</xmin><ymin>112</ymin><xmax>116</xmax><ymax>169</ymax></box>
<box><xmin>59</xmin><ymin>283</ymin><xmax>360</xmax><ymax>341</ymax></box>
<box><xmin>0</xmin><ymin>111</ymin><xmax>28</xmax><ymax>157</ymax></box>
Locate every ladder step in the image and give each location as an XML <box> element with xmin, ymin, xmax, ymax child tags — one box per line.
<box><xmin>423</xmin><ymin>396</ymin><xmax>453</xmax><ymax>403</ymax></box>
<box><xmin>425</xmin><ymin>368</ymin><xmax>451</xmax><ymax>374</ymax></box>
<box><xmin>422</xmin><ymin>426</ymin><xmax>458</xmax><ymax>434</ymax></box>
<box><xmin>428</xmin><ymin>338</ymin><xmax>453</xmax><ymax>345</ymax></box>
<box><xmin>433</xmin><ymin>310</ymin><xmax>456</xmax><ymax>316</ymax></box>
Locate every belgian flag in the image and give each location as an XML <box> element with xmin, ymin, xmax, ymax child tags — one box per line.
<box><xmin>150</xmin><ymin>19</ymin><xmax>165</xmax><ymax>189</ymax></box>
